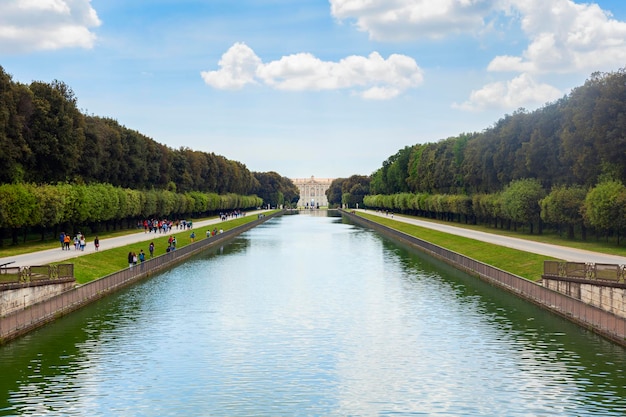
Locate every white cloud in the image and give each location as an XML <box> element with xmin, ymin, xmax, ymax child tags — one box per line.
<box><xmin>490</xmin><ymin>0</ymin><xmax>626</xmax><ymax>74</ymax></box>
<box><xmin>330</xmin><ymin>0</ymin><xmax>498</xmax><ymax>41</ymax></box>
<box><xmin>201</xmin><ymin>43</ymin><xmax>424</xmax><ymax>99</ymax></box>
<box><xmin>201</xmin><ymin>42</ymin><xmax>262</xmax><ymax>90</ymax></box>
<box><xmin>453</xmin><ymin>73</ymin><xmax>562</xmax><ymax>111</ymax></box>
<box><xmin>329</xmin><ymin>0</ymin><xmax>626</xmax><ymax>111</ymax></box>
<box><xmin>0</xmin><ymin>0</ymin><xmax>101</xmax><ymax>53</ymax></box>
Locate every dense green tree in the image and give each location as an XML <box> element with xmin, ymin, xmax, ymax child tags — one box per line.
<box><xmin>0</xmin><ymin>67</ymin><xmax>31</xmax><ymax>183</ymax></box>
<box><xmin>584</xmin><ymin>180</ymin><xmax>626</xmax><ymax>242</ymax></box>
<box><xmin>540</xmin><ymin>185</ymin><xmax>587</xmax><ymax>239</ymax></box>
<box><xmin>326</xmin><ymin>178</ymin><xmax>345</xmax><ymax>207</ymax></box>
<box><xmin>500</xmin><ymin>179</ymin><xmax>546</xmax><ymax>233</ymax></box>
<box><xmin>341</xmin><ymin>175</ymin><xmax>370</xmax><ymax>208</ymax></box>
<box><xmin>0</xmin><ymin>183</ymin><xmax>37</xmax><ymax>244</ymax></box>
<box><xmin>24</xmin><ymin>80</ymin><xmax>86</xmax><ymax>183</ymax></box>
<box><xmin>252</xmin><ymin>172</ymin><xmax>298</xmax><ymax>208</ymax></box>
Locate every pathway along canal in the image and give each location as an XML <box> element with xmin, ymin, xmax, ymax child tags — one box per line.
<box><xmin>1</xmin><ymin>211</ymin><xmax>626</xmax><ymax>416</ymax></box>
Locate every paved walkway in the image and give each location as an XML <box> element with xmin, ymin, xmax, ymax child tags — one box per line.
<box><xmin>2</xmin><ymin>209</ymin><xmax>626</xmax><ymax>268</ymax></box>
<box><xmin>358</xmin><ymin>210</ymin><xmax>626</xmax><ymax>265</ymax></box>
<box><xmin>0</xmin><ymin>213</ymin><xmax>266</xmax><ymax>268</ymax></box>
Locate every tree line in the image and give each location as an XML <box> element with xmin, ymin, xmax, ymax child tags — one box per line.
<box><xmin>0</xmin><ymin>182</ymin><xmax>263</xmax><ymax>245</ymax></box>
<box><xmin>371</xmin><ymin>70</ymin><xmax>626</xmax><ymax>197</ymax></box>
<box><xmin>363</xmin><ymin>68</ymin><xmax>626</xmax><ymax>242</ymax></box>
<box><xmin>365</xmin><ymin>179</ymin><xmax>626</xmax><ymax>243</ymax></box>
<box><xmin>0</xmin><ymin>66</ymin><xmax>262</xmax><ymax>194</ymax></box>
<box><xmin>0</xmin><ymin>66</ymin><xmax>301</xmax><ymax>244</ymax></box>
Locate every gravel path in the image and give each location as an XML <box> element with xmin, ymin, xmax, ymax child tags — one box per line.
<box><xmin>0</xmin><ymin>213</ymin><xmax>262</xmax><ymax>268</ymax></box>
<box><xmin>2</xmin><ymin>209</ymin><xmax>626</xmax><ymax>268</ymax></box>
<box><xmin>358</xmin><ymin>210</ymin><xmax>626</xmax><ymax>265</ymax></box>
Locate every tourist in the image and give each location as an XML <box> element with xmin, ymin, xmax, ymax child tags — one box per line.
<box><xmin>139</xmin><ymin>249</ymin><xmax>145</xmax><ymax>263</ymax></box>
<box><xmin>149</xmin><ymin>242</ymin><xmax>154</xmax><ymax>258</ymax></box>
<box><xmin>94</xmin><ymin>236</ymin><xmax>100</xmax><ymax>251</ymax></box>
<box><xmin>128</xmin><ymin>252</ymin><xmax>134</xmax><ymax>268</ymax></box>
<box><xmin>190</xmin><ymin>231</ymin><xmax>195</xmax><ymax>242</ymax></box>
<box><xmin>59</xmin><ymin>232</ymin><xmax>65</xmax><ymax>250</ymax></box>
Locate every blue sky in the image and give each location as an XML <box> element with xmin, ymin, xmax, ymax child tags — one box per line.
<box><xmin>2</xmin><ymin>0</ymin><xmax>626</xmax><ymax>179</ymax></box>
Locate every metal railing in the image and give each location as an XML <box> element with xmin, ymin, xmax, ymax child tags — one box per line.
<box><xmin>543</xmin><ymin>261</ymin><xmax>626</xmax><ymax>283</ymax></box>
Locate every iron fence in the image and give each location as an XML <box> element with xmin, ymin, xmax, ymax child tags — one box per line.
<box><xmin>544</xmin><ymin>260</ymin><xmax>626</xmax><ymax>283</ymax></box>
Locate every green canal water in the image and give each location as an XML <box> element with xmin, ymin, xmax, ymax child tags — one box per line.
<box><xmin>1</xmin><ymin>212</ymin><xmax>625</xmax><ymax>416</ymax></box>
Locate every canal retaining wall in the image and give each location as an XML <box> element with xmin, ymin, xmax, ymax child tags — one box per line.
<box><xmin>0</xmin><ymin>211</ymin><xmax>281</xmax><ymax>344</ymax></box>
<box><xmin>342</xmin><ymin>211</ymin><xmax>626</xmax><ymax>346</ymax></box>
<box><xmin>543</xmin><ymin>261</ymin><xmax>626</xmax><ymax>319</ymax></box>
<box><xmin>0</xmin><ymin>278</ymin><xmax>76</xmax><ymax>317</ymax></box>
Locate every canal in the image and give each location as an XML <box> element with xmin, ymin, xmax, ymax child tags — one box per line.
<box><xmin>1</xmin><ymin>212</ymin><xmax>626</xmax><ymax>416</ymax></box>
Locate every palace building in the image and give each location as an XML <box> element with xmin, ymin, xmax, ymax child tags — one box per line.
<box><xmin>292</xmin><ymin>176</ymin><xmax>334</xmax><ymax>208</ymax></box>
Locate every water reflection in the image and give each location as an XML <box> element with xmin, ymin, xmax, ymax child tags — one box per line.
<box><xmin>1</xmin><ymin>213</ymin><xmax>625</xmax><ymax>416</ymax></box>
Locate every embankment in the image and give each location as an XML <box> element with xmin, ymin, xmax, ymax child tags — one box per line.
<box><xmin>0</xmin><ymin>211</ymin><xmax>281</xmax><ymax>344</ymax></box>
<box><xmin>342</xmin><ymin>210</ymin><xmax>626</xmax><ymax>346</ymax></box>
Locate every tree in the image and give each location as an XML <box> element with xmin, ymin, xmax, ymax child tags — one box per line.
<box><xmin>583</xmin><ymin>180</ymin><xmax>626</xmax><ymax>243</ymax></box>
<box><xmin>252</xmin><ymin>172</ymin><xmax>298</xmax><ymax>208</ymax></box>
<box><xmin>326</xmin><ymin>178</ymin><xmax>345</xmax><ymax>207</ymax></box>
<box><xmin>0</xmin><ymin>184</ymin><xmax>37</xmax><ymax>245</ymax></box>
<box><xmin>500</xmin><ymin>179</ymin><xmax>546</xmax><ymax>233</ymax></box>
<box><xmin>540</xmin><ymin>185</ymin><xmax>587</xmax><ymax>239</ymax></box>
<box><xmin>24</xmin><ymin>81</ymin><xmax>86</xmax><ymax>183</ymax></box>
<box><xmin>341</xmin><ymin>175</ymin><xmax>370</xmax><ymax>208</ymax></box>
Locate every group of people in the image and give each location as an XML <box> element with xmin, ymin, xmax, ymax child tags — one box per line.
<box><xmin>139</xmin><ymin>218</ymin><xmax>194</xmax><ymax>234</ymax></box>
<box><xmin>128</xmin><ymin>242</ymin><xmax>156</xmax><ymax>268</ymax></box>
<box><xmin>219</xmin><ymin>210</ymin><xmax>246</xmax><ymax>221</ymax></box>
<box><xmin>59</xmin><ymin>232</ymin><xmax>99</xmax><ymax>251</ymax></box>
<box><xmin>59</xmin><ymin>220</ymin><xmax>231</xmax><ymax>270</ymax></box>
<box><xmin>205</xmin><ymin>228</ymin><xmax>223</xmax><ymax>238</ymax></box>
<box><xmin>127</xmin><ymin>249</ymin><xmax>146</xmax><ymax>268</ymax></box>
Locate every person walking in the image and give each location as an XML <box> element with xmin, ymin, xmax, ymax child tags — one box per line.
<box><xmin>59</xmin><ymin>232</ymin><xmax>65</xmax><ymax>250</ymax></box>
<box><xmin>94</xmin><ymin>236</ymin><xmax>100</xmax><ymax>251</ymax></box>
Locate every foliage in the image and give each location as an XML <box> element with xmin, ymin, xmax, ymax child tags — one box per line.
<box><xmin>0</xmin><ymin>66</ymin><xmax>263</xmax><ymax>196</ymax></box>
<box><xmin>327</xmin><ymin>175</ymin><xmax>370</xmax><ymax>207</ymax></box>
<box><xmin>0</xmin><ymin>183</ymin><xmax>262</xmax><ymax>245</ymax></box>
<box><xmin>500</xmin><ymin>178</ymin><xmax>545</xmax><ymax>233</ymax></box>
<box><xmin>583</xmin><ymin>181</ymin><xmax>626</xmax><ymax>241</ymax></box>
<box><xmin>540</xmin><ymin>185</ymin><xmax>587</xmax><ymax>239</ymax></box>
<box><xmin>252</xmin><ymin>172</ymin><xmax>299</xmax><ymax>207</ymax></box>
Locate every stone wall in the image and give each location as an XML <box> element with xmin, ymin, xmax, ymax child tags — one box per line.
<box><xmin>543</xmin><ymin>278</ymin><xmax>626</xmax><ymax>319</ymax></box>
<box><xmin>342</xmin><ymin>210</ymin><xmax>626</xmax><ymax>347</ymax></box>
<box><xmin>0</xmin><ymin>279</ymin><xmax>75</xmax><ymax>317</ymax></box>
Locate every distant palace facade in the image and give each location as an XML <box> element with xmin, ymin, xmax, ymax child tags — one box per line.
<box><xmin>292</xmin><ymin>176</ymin><xmax>334</xmax><ymax>208</ymax></box>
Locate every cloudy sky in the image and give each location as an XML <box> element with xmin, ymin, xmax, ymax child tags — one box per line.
<box><xmin>2</xmin><ymin>0</ymin><xmax>626</xmax><ymax>179</ymax></box>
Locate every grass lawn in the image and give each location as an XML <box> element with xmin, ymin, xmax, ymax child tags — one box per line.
<box><xmin>357</xmin><ymin>212</ymin><xmax>559</xmax><ymax>282</ymax></box>
<box><xmin>64</xmin><ymin>215</ymin><xmax>266</xmax><ymax>284</ymax></box>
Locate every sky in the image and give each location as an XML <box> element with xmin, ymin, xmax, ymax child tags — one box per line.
<box><xmin>2</xmin><ymin>1</ymin><xmax>626</xmax><ymax>180</ymax></box>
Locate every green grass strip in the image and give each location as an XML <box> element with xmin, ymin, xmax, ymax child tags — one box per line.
<box><xmin>357</xmin><ymin>212</ymin><xmax>558</xmax><ymax>282</ymax></box>
<box><xmin>67</xmin><ymin>214</ymin><xmax>268</xmax><ymax>284</ymax></box>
